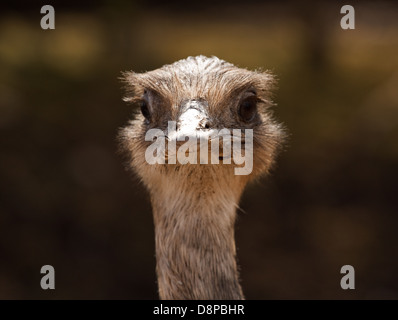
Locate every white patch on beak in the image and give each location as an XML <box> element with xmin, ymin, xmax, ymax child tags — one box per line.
<box><xmin>178</xmin><ymin>108</ymin><xmax>203</xmax><ymax>137</ymax></box>
<box><xmin>167</xmin><ymin>108</ymin><xmax>214</xmax><ymax>141</ymax></box>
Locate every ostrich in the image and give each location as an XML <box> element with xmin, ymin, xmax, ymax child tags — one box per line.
<box><xmin>119</xmin><ymin>56</ymin><xmax>284</xmax><ymax>300</ymax></box>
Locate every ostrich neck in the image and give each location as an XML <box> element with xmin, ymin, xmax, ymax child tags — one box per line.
<box><xmin>149</xmin><ymin>172</ymin><xmax>246</xmax><ymax>300</ymax></box>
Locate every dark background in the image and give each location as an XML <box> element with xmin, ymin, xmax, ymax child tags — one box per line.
<box><xmin>1</xmin><ymin>0</ymin><xmax>398</xmax><ymax>299</ymax></box>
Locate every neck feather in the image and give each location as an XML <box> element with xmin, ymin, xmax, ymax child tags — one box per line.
<box><xmin>149</xmin><ymin>168</ymin><xmax>246</xmax><ymax>299</ymax></box>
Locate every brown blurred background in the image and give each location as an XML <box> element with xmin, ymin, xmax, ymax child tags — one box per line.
<box><xmin>1</xmin><ymin>0</ymin><xmax>398</xmax><ymax>299</ymax></box>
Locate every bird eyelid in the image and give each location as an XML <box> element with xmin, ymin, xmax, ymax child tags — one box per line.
<box><xmin>240</xmin><ymin>89</ymin><xmax>257</xmax><ymax>99</ymax></box>
<box><xmin>238</xmin><ymin>89</ymin><xmax>264</xmax><ymax>106</ymax></box>
<box><xmin>140</xmin><ymin>89</ymin><xmax>159</xmax><ymax>113</ymax></box>
<box><xmin>229</xmin><ymin>85</ymin><xmax>258</xmax><ymax>101</ymax></box>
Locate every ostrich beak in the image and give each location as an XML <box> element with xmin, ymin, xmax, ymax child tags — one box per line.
<box><xmin>169</xmin><ymin>100</ymin><xmax>212</xmax><ymax>142</ymax></box>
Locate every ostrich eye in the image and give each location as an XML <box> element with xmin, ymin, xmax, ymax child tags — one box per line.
<box><xmin>238</xmin><ymin>96</ymin><xmax>258</xmax><ymax>122</ymax></box>
<box><xmin>140</xmin><ymin>101</ymin><xmax>150</xmax><ymax>121</ymax></box>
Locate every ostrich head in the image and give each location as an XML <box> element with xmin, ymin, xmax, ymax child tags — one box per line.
<box><xmin>120</xmin><ymin>56</ymin><xmax>284</xmax><ymax>299</ymax></box>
